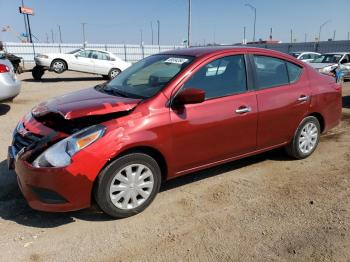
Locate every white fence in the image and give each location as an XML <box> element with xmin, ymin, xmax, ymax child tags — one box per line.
<box><xmin>3</xmin><ymin>42</ymin><xmax>184</xmax><ymax>63</ymax></box>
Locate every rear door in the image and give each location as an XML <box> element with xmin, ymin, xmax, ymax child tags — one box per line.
<box><xmin>91</xmin><ymin>51</ymin><xmax>114</xmax><ymax>75</ymax></box>
<box><xmin>170</xmin><ymin>54</ymin><xmax>258</xmax><ymax>173</ymax></box>
<box><xmin>69</xmin><ymin>50</ymin><xmax>95</xmax><ymax>73</ymax></box>
<box><xmin>249</xmin><ymin>53</ymin><xmax>311</xmax><ymax>149</ymax></box>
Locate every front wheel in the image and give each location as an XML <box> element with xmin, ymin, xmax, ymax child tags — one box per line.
<box><xmin>50</xmin><ymin>59</ymin><xmax>67</xmax><ymax>73</ymax></box>
<box><xmin>94</xmin><ymin>153</ymin><xmax>162</xmax><ymax>218</ymax></box>
<box><xmin>108</xmin><ymin>68</ymin><xmax>121</xmax><ymax>80</ymax></box>
<box><xmin>285</xmin><ymin>116</ymin><xmax>321</xmax><ymax>159</ymax></box>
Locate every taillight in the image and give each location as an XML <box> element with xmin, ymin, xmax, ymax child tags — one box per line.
<box><xmin>0</xmin><ymin>64</ymin><xmax>10</xmax><ymax>73</ymax></box>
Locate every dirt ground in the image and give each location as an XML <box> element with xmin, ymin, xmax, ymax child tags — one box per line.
<box><xmin>0</xmin><ymin>71</ymin><xmax>350</xmax><ymax>262</ymax></box>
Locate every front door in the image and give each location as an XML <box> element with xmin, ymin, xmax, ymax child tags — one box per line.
<box><xmin>170</xmin><ymin>54</ymin><xmax>258</xmax><ymax>174</ymax></box>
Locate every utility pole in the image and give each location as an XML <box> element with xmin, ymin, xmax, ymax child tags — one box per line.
<box><xmin>51</xmin><ymin>29</ymin><xmax>54</xmax><ymax>43</ymax></box>
<box><xmin>150</xmin><ymin>21</ymin><xmax>154</xmax><ymax>45</ymax></box>
<box><xmin>243</xmin><ymin>26</ymin><xmax>246</xmax><ymax>44</ymax></box>
<box><xmin>157</xmin><ymin>20</ymin><xmax>160</xmax><ymax>45</ymax></box>
<box><xmin>318</xmin><ymin>20</ymin><xmax>331</xmax><ymax>41</ymax></box>
<box><xmin>269</xmin><ymin>27</ymin><xmax>272</xmax><ymax>40</ymax></box>
<box><xmin>21</xmin><ymin>0</ymin><xmax>29</xmax><ymax>42</ymax></box>
<box><xmin>46</xmin><ymin>32</ymin><xmax>49</xmax><ymax>43</ymax></box>
<box><xmin>245</xmin><ymin>3</ymin><xmax>256</xmax><ymax>42</ymax></box>
<box><xmin>290</xmin><ymin>29</ymin><xmax>293</xmax><ymax>43</ymax></box>
<box><xmin>140</xmin><ymin>29</ymin><xmax>143</xmax><ymax>45</ymax></box>
<box><xmin>187</xmin><ymin>0</ymin><xmax>191</xmax><ymax>47</ymax></box>
<box><xmin>58</xmin><ymin>25</ymin><xmax>62</xmax><ymax>43</ymax></box>
<box><xmin>332</xmin><ymin>30</ymin><xmax>336</xmax><ymax>41</ymax></box>
<box><xmin>81</xmin><ymin>22</ymin><xmax>87</xmax><ymax>47</ymax></box>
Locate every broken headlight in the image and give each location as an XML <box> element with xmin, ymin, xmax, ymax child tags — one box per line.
<box><xmin>32</xmin><ymin>125</ymin><xmax>105</xmax><ymax>168</ymax></box>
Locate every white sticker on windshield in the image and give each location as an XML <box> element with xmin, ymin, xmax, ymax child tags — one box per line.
<box><xmin>164</xmin><ymin>57</ymin><xmax>189</xmax><ymax>64</ymax></box>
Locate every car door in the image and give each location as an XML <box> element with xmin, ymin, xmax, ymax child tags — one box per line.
<box><xmin>91</xmin><ymin>51</ymin><xmax>114</xmax><ymax>75</ymax></box>
<box><xmin>250</xmin><ymin>53</ymin><xmax>311</xmax><ymax>149</ymax></box>
<box><xmin>170</xmin><ymin>54</ymin><xmax>258</xmax><ymax>173</ymax></box>
<box><xmin>69</xmin><ymin>50</ymin><xmax>95</xmax><ymax>73</ymax></box>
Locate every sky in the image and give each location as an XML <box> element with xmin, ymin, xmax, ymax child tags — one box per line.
<box><xmin>0</xmin><ymin>0</ymin><xmax>349</xmax><ymax>45</ymax></box>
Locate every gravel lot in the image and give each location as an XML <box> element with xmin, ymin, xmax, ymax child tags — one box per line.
<box><xmin>0</xmin><ymin>71</ymin><xmax>350</xmax><ymax>262</ymax></box>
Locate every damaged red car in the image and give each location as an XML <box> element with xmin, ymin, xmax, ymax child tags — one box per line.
<box><xmin>8</xmin><ymin>47</ymin><xmax>342</xmax><ymax>218</ymax></box>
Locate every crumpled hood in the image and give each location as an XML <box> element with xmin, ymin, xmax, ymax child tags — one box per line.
<box><xmin>32</xmin><ymin>87</ymin><xmax>142</xmax><ymax>120</ymax></box>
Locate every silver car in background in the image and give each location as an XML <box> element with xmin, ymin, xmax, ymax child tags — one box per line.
<box><xmin>0</xmin><ymin>53</ymin><xmax>21</xmax><ymax>102</ymax></box>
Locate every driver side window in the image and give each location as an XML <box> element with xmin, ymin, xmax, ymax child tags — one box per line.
<box><xmin>182</xmin><ymin>55</ymin><xmax>247</xmax><ymax>100</ymax></box>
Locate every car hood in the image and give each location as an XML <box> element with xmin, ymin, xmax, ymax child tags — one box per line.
<box><xmin>308</xmin><ymin>62</ymin><xmax>336</xmax><ymax>69</ymax></box>
<box><xmin>32</xmin><ymin>87</ymin><xmax>142</xmax><ymax>120</ymax></box>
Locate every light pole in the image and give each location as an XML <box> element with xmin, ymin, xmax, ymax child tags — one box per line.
<box><xmin>81</xmin><ymin>22</ymin><xmax>87</xmax><ymax>47</ymax></box>
<box><xmin>318</xmin><ymin>20</ymin><xmax>331</xmax><ymax>42</ymax></box>
<box><xmin>187</xmin><ymin>0</ymin><xmax>191</xmax><ymax>47</ymax></box>
<box><xmin>51</xmin><ymin>29</ymin><xmax>54</xmax><ymax>43</ymax></box>
<box><xmin>150</xmin><ymin>21</ymin><xmax>154</xmax><ymax>45</ymax></box>
<box><xmin>245</xmin><ymin>3</ymin><xmax>256</xmax><ymax>42</ymax></box>
<box><xmin>140</xmin><ymin>29</ymin><xmax>143</xmax><ymax>45</ymax></box>
<box><xmin>21</xmin><ymin>0</ymin><xmax>29</xmax><ymax>42</ymax></box>
<box><xmin>58</xmin><ymin>25</ymin><xmax>62</xmax><ymax>43</ymax></box>
<box><xmin>157</xmin><ymin>20</ymin><xmax>160</xmax><ymax>45</ymax></box>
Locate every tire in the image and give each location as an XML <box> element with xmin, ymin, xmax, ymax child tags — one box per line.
<box><xmin>285</xmin><ymin>116</ymin><xmax>321</xmax><ymax>159</ymax></box>
<box><xmin>108</xmin><ymin>68</ymin><xmax>121</xmax><ymax>80</ymax></box>
<box><xmin>32</xmin><ymin>65</ymin><xmax>45</xmax><ymax>80</ymax></box>
<box><xmin>94</xmin><ymin>153</ymin><xmax>162</xmax><ymax>218</ymax></box>
<box><xmin>50</xmin><ymin>59</ymin><xmax>67</xmax><ymax>73</ymax></box>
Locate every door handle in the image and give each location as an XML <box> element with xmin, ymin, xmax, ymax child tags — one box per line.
<box><xmin>235</xmin><ymin>106</ymin><xmax>251</xmax><ymax>114</ymax></box>
<box><xmin>298</xmin><ymin>95</ymin><xmax>310</xmax><ymax>102</ymax></box>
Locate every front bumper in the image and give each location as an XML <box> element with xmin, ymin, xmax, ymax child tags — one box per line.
<box><xmin>13</xmin><ymin>149</ymin><xmax>94</xmax><ymax>212</ymax></box>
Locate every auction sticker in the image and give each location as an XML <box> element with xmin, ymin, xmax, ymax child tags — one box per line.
<box><xmin>164</xmin><ymin>57</ymin><xmax>189</xmax><ymax>64</ymax></box>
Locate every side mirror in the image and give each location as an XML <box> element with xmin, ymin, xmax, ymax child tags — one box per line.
<box><xmin>75</xmin><ymin>54</ymin><xmax>79</xmax><ymax>58</ymax></box>
<box><xmin>110</xmin><ymin>57</ymin><xmax>116</xmax><ymax>61</ymax></box>
<box><xmin>173</xmin><ymin>88</ymin><xmax>205</xmax><ymax>106</ymax></box>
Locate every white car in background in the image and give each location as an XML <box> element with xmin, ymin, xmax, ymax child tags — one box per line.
<box><xmin>33</xmin><ymin>48</ymin><xmax>131</xmax><ymax>80</ymax></box>
<box><xmin>289</xmin><ymin>51</ymin><xmax>321</xmax><ymax>62</ymax></box>
<box><xmin>0</xmin><ymin>54</ymin><xmax>21</xmax><ymax>102</ymax></box>
<box><xmin>309</xmin><ymin>52</ymin><xmax>350</xmax><ymax>80</ymax></box>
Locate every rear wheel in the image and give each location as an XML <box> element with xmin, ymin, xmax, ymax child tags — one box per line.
<box><xmin>50</xmin><ymin>59</ymin><xmax>67</xmax><ymax>73</ymax></box>
<box><xmin>285</xmin><ymin>116</ymin><xmax>321</xmax><ymax>159</ymax></box>
<box><xmin>94</xmin><ymin>153</ymin><xmax>161</xmax><ymax>218</ymax></box>
<box><xmin>32</xmin><ymin>65</ymin><xmax>45</xmax><ymax>80</ymax></box>
<box><xmin>108</xmin><ymin>68</ymin><xmax>121</xmax><ymax>80</ymax></box>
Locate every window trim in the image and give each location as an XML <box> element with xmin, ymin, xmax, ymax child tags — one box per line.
<box><xmin>170</xmin><ymin>54</ymin><xmax>250</xmax><ymax>106</ymax></box>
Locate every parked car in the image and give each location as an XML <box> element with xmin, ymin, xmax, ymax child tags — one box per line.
<box><xmin>289</xmin><ymin>52</ymin><xmax>321</xmax><ymax>62</ymax></box>
<box><xmin>9</xmin><ymin>47</ymin><xmax>342</xmax><ymax>218</ymax></box>
<box><xmin>32</xmin><ymin>48</ymin><xmax>131</xmax><ymax>80</ymax></box>
<box><xmin>0</xmin><ymin>54</ymin><xmax>21</xmax><ymax>102</ymax></box>
<box><xmin>309</xmin><ymin>52</ymin><xmax>350</xmax><ymax>80</ymax></box>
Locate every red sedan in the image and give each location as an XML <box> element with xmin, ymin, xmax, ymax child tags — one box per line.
<box><xmin>8</xmin><ymin>47</ymin><xmax>342</xmax><ymax>218</ymax></box>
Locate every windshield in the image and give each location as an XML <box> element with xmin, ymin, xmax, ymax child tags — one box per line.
<box><xmin>102</xmin><ymin>54</ymin><xmax>194</xmax><ymax>98</ymax></box>
<box><xmin>66</xmin><ymin>49</ymin><xmax>82</xmax><ymax>54</ymax></box>
<box><xmin>311</xmin><ymin>54</ymin><xmax>342</xmax><ymax>63</ymax></box>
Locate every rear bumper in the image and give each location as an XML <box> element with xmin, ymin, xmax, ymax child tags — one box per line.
<box><xmin>34</xmin><ymin>57</ymin><xmax>51</xmax><ymax>67</ymax></box>
<box><xmin>15</xmin><ymin>152</ymin><xmax>93</xmax><ymax>212</ymax></box>
<box><xmin>0</xmin><ymin>74</ymin><xmax>21</xmax><ymax>101</ymax></box>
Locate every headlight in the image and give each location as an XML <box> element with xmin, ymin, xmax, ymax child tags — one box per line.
<box><xmin>36</xmin><ymin>54</ymin><xmax>49</xmax><ymax>59</ymax></box>
<box><xmin>32</xmin><ymin>125</ymin><xmax>105</xmax><ymax>168</ymax></box>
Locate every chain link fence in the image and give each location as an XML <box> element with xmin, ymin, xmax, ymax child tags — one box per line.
<box><xmin>3</xmin><ymin>42</ymin><xmax>184</xmax><ymax>63</ymax></box>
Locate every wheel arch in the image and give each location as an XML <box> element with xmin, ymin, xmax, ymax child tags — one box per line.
<box><xmin>98</xmin><ymin>145</ymin><xmax>168</xmax><ymax>183</ymax></box>
<box><xmin>307</xmin><ymin>112</ymin><xmax>325</xmax><ymax>133</ymax></box>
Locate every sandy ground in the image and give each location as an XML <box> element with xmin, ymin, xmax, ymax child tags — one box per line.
<box><xmin>0</xmin><ymin>71</ymin><xmax>350</xmax><ymax>262</ymax></box>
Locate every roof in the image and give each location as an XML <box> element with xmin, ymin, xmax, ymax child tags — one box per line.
<box><xmin>160</xmin><ymin>46</ymin><xmax>264</xmax><ymax>57</ymax></box>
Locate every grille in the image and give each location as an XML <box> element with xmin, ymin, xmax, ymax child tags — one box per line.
<box><xmin>12</xmin><ymin>129</ymin><xmax>42</xmax><ymax>153</ymax></box>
